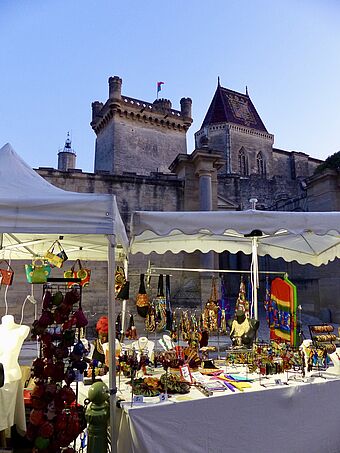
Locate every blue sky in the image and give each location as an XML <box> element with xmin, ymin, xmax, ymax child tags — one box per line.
<box><xmin>0</xmin><ymin>0</ymin><xmax>339</xmax><ymax>172</ymax></box>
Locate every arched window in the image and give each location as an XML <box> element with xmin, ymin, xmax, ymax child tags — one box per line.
<box><xmin>257</xmin><ymin>151</ymin><xmax>265</xmax><ymax>176</ymax></box>
<box><xmin>239</xmin><ymin>148</ymin><xmax>248</xmax><ymax>175</ymax></box>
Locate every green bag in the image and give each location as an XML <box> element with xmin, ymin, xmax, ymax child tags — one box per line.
<box><xmin>25</xmin><ymin>259</ymin><xmax>51</xmax><ymax>284</ymax></box>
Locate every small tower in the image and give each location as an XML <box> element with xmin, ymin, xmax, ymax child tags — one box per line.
<box><xmin>58</xmin><ymin>133</ymin><xmax>76</xmax><ymax>171</ymax></box>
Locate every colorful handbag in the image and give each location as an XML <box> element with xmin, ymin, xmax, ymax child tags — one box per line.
<box><xmin>25</xmin><ymin>259</ymin><xmax>51</xmax><ymax>284</ymax></box>
<box><xmin>0</xmin><ymin>260</ymin><xmax>14</xmax><ymax>286</ymax></box>
<box><xmin>136</xmin><ymin>274</ymin><xmax>150</xmax><ymax>318</ymax></box>
<box><xmin>64</xmin><ymin>259</ymin><xmax>91</xmax><ymax>288</ymax></box>
<box><xmin>44</xmin><ymin>240</ymin><xmax>68</xmax><ymax>268</ymax></box>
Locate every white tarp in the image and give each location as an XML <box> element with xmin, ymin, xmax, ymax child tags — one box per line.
<box><xmin>0</xmin><ymin>143</ymin><xmax>128</xmax><ymax>259</ymax></box>
<box><xmin>130</xmin><ymin>210</ymin><xmax>340</xmax><ymax>266</ymax></box>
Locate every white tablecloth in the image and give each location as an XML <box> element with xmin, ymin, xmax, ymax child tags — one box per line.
<box><xmin>116</xmin><ymin>373</ymin><xmax>340</xmax><ymax>453</ymax></box>
<box><xmin>0</xmin><ymin>379</ymin><xmax>26</xmax><ymax>433</ymax></box>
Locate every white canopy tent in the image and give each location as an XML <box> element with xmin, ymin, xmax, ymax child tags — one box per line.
<box><xmin>130</xmin><ymin>209</ymin><xmax>340</xmax><ymax>318</ymax></box>
<box><xmin>0</xmin><ymin>143</ymin><xmax>128</xmax><ymax>452</ymax></box>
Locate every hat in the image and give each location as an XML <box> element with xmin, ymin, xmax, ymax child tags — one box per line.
<box><xmin>96</xmin><ymin>316</ymin><xmax>109</xmax><ymax>335</ymax></box>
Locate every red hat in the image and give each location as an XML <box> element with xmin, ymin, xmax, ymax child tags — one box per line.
<box><xmin>96</xmin><ymin>316</ymin><xmax>108</xmax><ymax>335</ymax></box>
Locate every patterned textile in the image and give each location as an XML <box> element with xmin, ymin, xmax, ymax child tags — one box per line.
<box><xmin>269</xmin><ymin>277</ymin><xmax>298</xmax><ymax>345</ymax></box>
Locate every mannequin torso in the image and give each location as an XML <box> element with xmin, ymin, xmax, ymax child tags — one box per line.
<box><xmin>158</xmin><ymin>334</ymin><xmax>174</xmax><ymax>351</ymax></box>
<box><xmin>0</xmin><ymin>315</ymin><xmax>30</xmax><ymax>383</ymax></box>
<box><xmin>132</xmin><ymin>337</ymin><xmax>155</xmax><ymax>360</ymax></box>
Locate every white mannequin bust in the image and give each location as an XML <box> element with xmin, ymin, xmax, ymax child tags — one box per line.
<box><xmin>131</xmin><ymin>337</ymin><xmax>155</xmax><ymax>360</ymax></box>
<box><xmin>300</xmin><ymin>339</ymin><xmax>313</xmax><ymax>373</ymax></box>
<box><xmin>0</xmin><ymin>315</ymin><xmax>30</xmax><ymax>383</ymax></box>
<box><xmin>158</xmin><ymin>334</ymin><xmax>174</xmax><ymax>351</ymax></box>
<box><xmin>102</xmin><ymin>339</ymin><xmax>122</xmax><ymax>357</ymax></box>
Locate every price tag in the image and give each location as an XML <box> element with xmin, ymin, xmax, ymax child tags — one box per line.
<box><xmin>275</xmin><ymin>379</ymin><xmax>282</xmax><ymax>385</ymax></box>
<box><xmin>159</xmin><ymin>393</ymin><xmax>168</xmax><ymax>403</ymax></box>
<box><xmin>180</xmin><ymin>364</ymin><xmax>193</xmax><ymax>383</ymax></box>
<box><xmin>133</xmin><ymin>395</ymin><xmax>144</xmax><ymax>404</ymax></box>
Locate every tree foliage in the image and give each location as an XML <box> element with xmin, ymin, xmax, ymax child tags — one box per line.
<box><xmin>314</xmin><ymin>151</ymin><xmax>340</xmax><ymax>174</ymax></box>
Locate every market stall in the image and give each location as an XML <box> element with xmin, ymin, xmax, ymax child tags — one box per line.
<box><xmin>130</xmin><ymin>209</ymin><xmax>340</xmax><ymax>318</ymax></box>
<box><xmin>0</xmin><ymin>143</ymin><xmax>129</xmax><ymax>451</ymax></box>
<box><xmin>123</xmin><ymin>209</ymin><xmax>340</xmax><ymax>453</ymax></box>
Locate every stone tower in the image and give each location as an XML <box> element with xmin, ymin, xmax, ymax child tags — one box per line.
<box><xmin>57</xmin><ymin>132</ymin><xmax>76</xmax><ymax>171</ymax></box>
<box><xmin>195</xmin><ymin>81</ymin><xmax>274</xmax><ymax>177</ymax></box>
<box><xmin>91</xmin><ymin>76</ymin><xmax>193</xmax><ymax>175</ymax></box>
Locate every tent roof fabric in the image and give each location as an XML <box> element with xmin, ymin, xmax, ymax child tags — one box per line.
<box><xmin>0</xmin><ymin>143</ymin><xmax>128</xmax><ymax>259</ymax></box>
<box><xmin>130</xmin><ymin>210</ymin><xmax>340</xmax><ymax>266</ymax></box>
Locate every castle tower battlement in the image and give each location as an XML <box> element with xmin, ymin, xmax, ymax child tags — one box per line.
<box><xmin>92</xmin><ymin>76</ymin><xmax>193</xmax><ymax>175</ymax></box>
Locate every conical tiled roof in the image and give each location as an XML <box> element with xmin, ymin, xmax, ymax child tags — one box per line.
<box><xmin>201</xmin><ymin>85</ymin><xmax>268</xmax><ymax>132</ymax></box>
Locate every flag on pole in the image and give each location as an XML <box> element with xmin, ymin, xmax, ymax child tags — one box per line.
<box><xmin>157</xmin><ymin>81</ymin><xmax>164</xmax><ymax>93</ymax></box>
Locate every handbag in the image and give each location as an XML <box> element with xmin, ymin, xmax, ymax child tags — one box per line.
<box><xmin>0</xmin><ymin>260</ymin><xmax>14</xmax><ymax>286</ymax></box>
<box><xmin>115</xmin><ymin>266</ymin><xmax>126</xmax><ymax>295</ymax></box>
<box><xmin>125</xmin><ymin>314</ymin><xmax>138</xmax><ymax>340</ymax></box>
<box><xmin>64</xmin><ymin>259</ymin><xmax>91</xmax><ymax>288</ymax></box>
<box><xmin>136</xmin><ymin>274</ymin><xmax>150</xmax><ymax>318</ymax></box>
<box><xmin>44</xmin><ymin>240</ymin><xmax>68</xmax><ymax>268</ymax></box>
<box><xmin>25</xmin><ymin>258</ymin><xmax>51</xmax><ymax>284</ymax></box>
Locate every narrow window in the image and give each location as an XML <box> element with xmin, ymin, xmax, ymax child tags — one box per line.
<box><xmin>239</xmin><ymin>148</ymin><xmax>248</xmax><ymax>175</ymax></box>
<box><xmin>257</xmin><ymin>152</ymin><xmax>265</xmax><ymax>176</ymax></box>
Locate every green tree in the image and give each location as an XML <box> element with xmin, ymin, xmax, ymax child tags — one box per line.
<box><xmin>314</xmin><ymin>151</ymin><xmax>340</xmax><ymax>174</ymax></box>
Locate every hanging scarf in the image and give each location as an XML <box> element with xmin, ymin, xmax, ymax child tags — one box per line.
<box><xmin>264</xmin><ymin>276</ymin><xmax>272</xmax><ymax>327</ymax></box>
<box><xmin>154</xmin><ymin>274</ymin><xmax>167</xmax><ymax>332</ymax></box>
<box><xmin>165</xmin><ymin>275</ymin><xmax>173</xmax><ymax>331</ymax></box>
<box><xmin>246</xmin><ymin>277</ymin><xmax>253</xmax><ymax>318</ymax></box>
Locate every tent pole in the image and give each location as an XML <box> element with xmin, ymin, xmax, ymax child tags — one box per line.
<box><xmin>107</xmin><ymin>235</ymin><xmax>117</xmax><ymax>453</ymax></box>
<box><xmin>251</xmin><ymin>237</ymin><xmax>259</xmax><ymax>320</ymax></box>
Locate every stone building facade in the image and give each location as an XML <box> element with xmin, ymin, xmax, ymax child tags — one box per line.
<box><xmin>194</xmin><ymin>83</ymin><xmax>321</xmax><ymax>210</ymax></box>
<box><xmin>26</xmin><ymin>75</ymin><xmax>339</xmax><ymax>323</ymax></box>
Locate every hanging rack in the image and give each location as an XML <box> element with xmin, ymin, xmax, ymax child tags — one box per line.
<box><xmin>148</xmin><ymin>265</ymin><xmax>288</xmax><ymax>321</ymax></box>
<box><xmin>148</xmin><ymin>266</ymin><xmax>288</xmax><ymax>277</ymax></box>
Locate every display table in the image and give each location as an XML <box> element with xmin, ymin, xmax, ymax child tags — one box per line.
<box><xmin>77</xmin><ymin>371</ymin><xmax>340</xmax><ymax>453</ymax></box>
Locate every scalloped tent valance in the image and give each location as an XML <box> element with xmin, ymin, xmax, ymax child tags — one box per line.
<box><xmin>130</xmin><ymin>210</ymin><xmax>340</xmax><ymax>266</ymax></box>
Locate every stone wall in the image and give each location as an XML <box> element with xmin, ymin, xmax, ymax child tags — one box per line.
<box><xmin>37</xmin><ymin>168</ymin><xmax>183</xmax><ymax>230</ymax></box>
<box><xmin>95</xmin><ymin>115</ymin><xmax>188</xmax><ymax>176</ymax></box>
<box><xmin>228</xmin><ymin>125</ymin><xmax>274</xmax><ymax>177</ymax></box>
